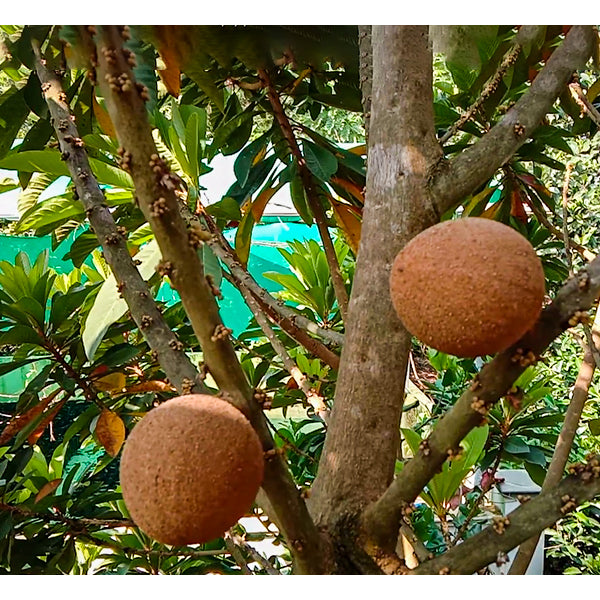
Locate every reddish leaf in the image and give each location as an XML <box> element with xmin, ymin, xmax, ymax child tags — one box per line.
<box><xmin>510</xmin><ymin>188</ymin><xmax>528</xmax><ymax>222</ymax></box>
<box><xmin>35</xmin><ymin>479</ymin><xmax>62</xmax><ymax>503</ymax></box>
<box><xmin>95</xmin><ymin>409</ymin><xmax>126</xmax><ymax>457</ymax></box>
<box><xmin>27</xmin><ymin>398</ymin><xmax>67</xmax><ymax>445</ymax></box>
<box><xmin>0</xmin><ymin>390</ymin><xmax>59</xmax><ymax>446</ymax></box>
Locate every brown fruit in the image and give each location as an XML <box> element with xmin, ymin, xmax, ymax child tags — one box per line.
<box><xmin>389</xmin><ymin>218</ymin><xmax>545</xmax><ymax>357</ymax></box>
<box><xmin>120</xmin><ymin>394</ymin><xmax>264</xmax><ymax>545</ymax></box>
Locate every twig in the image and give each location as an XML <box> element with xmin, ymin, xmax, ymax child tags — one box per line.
<box><xmin>196</xmin><ymin>210</ymin><xmax>344</xmax><ymax>354</ymax></box>
<box><xmin>259</xmin><ymin>67</ymin><xmax>350</xmax><ymax>322</ymax></box>
<box><xmin>0</xmin><ymin>502</ymin><xmax>133</xmax><ymax>529</ymax></box>
<box><xmin>412</xmin><ymin>455</ymin><xmax>600</xmax><ymax>574</ymax></box>
<box><xmin>362</xmin><ymin>252</ymin><xmax>600</xmax><ymax>557</ymax></box>
<box><xmin>561</xmin><ymin>162</ymin><xmax>575</xmax><ymax>274</ymax></box>
<box><xmin>224</xmin><ymin>531</ymin><xmax>253</xmax><ymax>574</ymax></box>
<box><xmin>31</xmin><ymin>40</ymin><xmax>207</xmax><ymax>396</ymax></box>
<box><xmin>223</xmin><ymin>270</ymin><xmax>330</xmax><ymax>422</ymax></box>
<box><xmin>569</xmin><ymin>81</ymin><xmax>600</xmax><ymax>126</ymax></box>
<box><xmin>230</xmin><ymin>531</ymin><xmax>282</xmax><ymax>575</ymax></box>
<box><xmin>440</xmin><ymin>41</ymin><xmax>523</xmax><ymax>145</ymax></box>
<box><xmin>529</xmin><ymin>203</ymin><xmax>595</xmax><ymax>262</ymax></box>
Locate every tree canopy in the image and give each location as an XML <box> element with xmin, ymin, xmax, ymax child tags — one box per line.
<box><xmin>1</xmin><ymin>24</ymin><xmax>600</xmax><ymax>575</ymax></box>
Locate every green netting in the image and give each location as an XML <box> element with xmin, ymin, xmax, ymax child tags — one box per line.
<box><xmin>0</xmin><ymin>220</ymin><xmax>320</xmax><ymax>401</ymax></box>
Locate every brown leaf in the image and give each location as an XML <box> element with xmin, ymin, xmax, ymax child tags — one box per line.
<box><xmin>27</xmin><ymin>398</ymin><xmax>67</xmax><ymax>445</ymax></box>
<box><xmin>155</xmin><ymin>29</ymin><xmax>181</xmax><ymax>97</ymax></box>
<box><xmin>35</xmin><ymin>479</ymin><xmax>62</xmax><ymax>503</ymax></box>
<box><xmin>95</xmin><ymin>409</ymin><xmax>126</xmax><ymax>457</ymax></box>
<box><xmin>0</xmin><ymin>390</ymin><xmax>60</xmax><ymax>446</ymax></box>
<box><xmin>330</xmin><ymin>176</ymin><xmax>365</xmax><ymax>205</ymax></box>
<box><xmin>329</xmin><ymin>197</ymin><xmax>362</xmax><ymax>254</ymax></box>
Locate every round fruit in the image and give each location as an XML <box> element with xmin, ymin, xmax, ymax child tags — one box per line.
<box><xmin>120</xmin><ymin>394</ymin><xmax>264</xmax><ymax>545</ymax></box>
<box><xmin>389</xmin><ymin>217</ymin><xmax>545</xmax><ymax>357</ymax></box>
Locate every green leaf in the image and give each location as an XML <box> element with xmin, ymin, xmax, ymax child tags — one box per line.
<box><xmin>0</xmin><ymin>87</ymin><xmax>29</xmax><ymax>159</ymax></box>
<box><xmin>301</xmin><ymin>139</ymin><xmax>338</xmax><ymax>181</ymax></box>
<box><xmin>82</xmin><ymin>240</ymin><xmax>161</xmax><ymax>360</ymax></box>
<box><xmin>205</xmin><ymin>197</ymin><xmax>242</xmax><ymax>221</ymax></box>
<box><xmin>17</xmin><ymin>172</ymin><xmax>58</xmax><ymax>218</ymax></box>
<box><xmin>184</xmin><ymin>111</ymin><xmax>200</xmax><ymax>180</ymax></box>
<box><xmin>234</xmin><ymin>208</ymin><xmax>256</xmax><ymax>268</ymax></box>
<box><xmin>234</xmin><ymin>134</ymin><xmax>269</xmax><ymax>189</ymax></box>
<box><xmin>589</xmin><ymin>418</ymin><xmax>600</xmax><ymax>436</ymax></box>
<box><xmin>289</xmin><ymin>171</ymin><xmax>313</xmax><ymax>225</ymax></box>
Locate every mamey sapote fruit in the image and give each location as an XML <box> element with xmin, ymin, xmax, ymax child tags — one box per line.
<box><xmin>389</xmin><ymin>217</ymin><xmax>545</xmax><ymax>357</ymax></box>
<box><xmin>120</xmin><ymin>394</ymin><xmax>264</xmax><ymax>545</ymax></box>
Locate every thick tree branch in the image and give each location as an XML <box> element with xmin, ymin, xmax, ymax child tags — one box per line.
<box><xmin>93</xmin><ymin>25</ymin><xmax>328</xmax><ymax>574</ymax></box>
<box><xmin>431</xmin><ymin>26</ymin><xmax>596</xmax><ymax>214</ymax></box>
<box><xmin>509</xmin><ymin>306</ymin><xmax>600</xmax><ymax>574</ymax></box>
<box><xmin>309</xmin><ymin>26</ymin><xmax>443</xmax><ymax>532</ymax></box>
<box><xmin>362</xmin><ymin>254</ymin><xmax>600</xmax><ymax>555</ymax></box>
<box><xmin>32</xmin><ymin>42</ymin><xmax>207</xmax><ymax>396</ymax></box>
<box><xmin>412</xmin><ymin>457</ymin><xmax>600</xmax><ymax>574</ymax></box>
<box><xmin>260</xmin><ymin>68</ymin><xmax>350</xmax><ymax>322</ymax></box>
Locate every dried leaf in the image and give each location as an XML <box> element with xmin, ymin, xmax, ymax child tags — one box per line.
<box><xmin>28</xmin><ymin>398</ymin><xmax>67</xmax><ymax>445</ymax></box>
<box><xmin>156</xmin><ymin>32</ymin><xmax>181</xmax><ymax>97</ymax></box>
<box><xmin>35</xmin><ymin>479</ymin><xmax>62</xmax><ymax>503</ymax></box>
<box><xmin>0</xmin><ymin>390</ymin><xmax>59</xmax><ymax>446</ymax></box>
<box><xmin>95</xmin><ymin>409</ymin><xmax>126</xmax><ymax>457</ymax></box>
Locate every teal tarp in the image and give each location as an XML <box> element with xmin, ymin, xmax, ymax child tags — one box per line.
<box><xmin>0</xmin><ymin>220</ymin><xmax>320</xmax><ymax>400</ymax></box>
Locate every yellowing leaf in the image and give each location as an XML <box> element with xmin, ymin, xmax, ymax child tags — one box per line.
<box><xmin>35</xmin><ymin>479</ymin><xmax>62</xmax><ymax>503</ymax></box>
<box><xmin>348</xmin><ymin>144</ymin><xmax>367</xmax><ymax>155</ymax></box>
<box><xmin>330</xmin><ymin>197</ymin><xmax>362</xmax><ymax>254</ymax></box>
<box><xmin>95</xmin><ymin>409</ymin><xmax>126</xmax><ymax>457</ymax></box>
<box><xmin>94</xmin><ymin>372</ymin><xmax>127</xmax><ymax>394</ymax></box>
<box><xmin>92</xmin><ymin>95</ymin><xmax>116</xmax><ymax>139</ymax></box>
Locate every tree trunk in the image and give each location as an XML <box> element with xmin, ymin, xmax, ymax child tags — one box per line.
<box><xmin>309</xmin><ymin>26</ymin><xmax>442</xmax><ymax>547</ymax></box>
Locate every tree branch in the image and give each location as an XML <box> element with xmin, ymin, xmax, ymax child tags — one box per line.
<box><xmin>508</xmin><ymin>306</ymin><xmax>600</xmax><ymax>574</ymax></box>
<box><xmin>362</xmin><ymin>253</ymin><xmax>600</xmax><ymax>555</ymax></box>
<box><xmin>31</xmin><ymin>41</ymin><xmax>208</xmax><ymax>396</ymax></box>
<box><xmin>569</xmin><ymin>81</ymin><xmax>600</xmax><ymax>126</ymax></box>
<box><xmin>259</xmin><ymin>68</ymin><xmax>350</xmax><ymax>322</ymax></box>
<box><xmin>198</xmin><ymin>209</ymin><xmax>344</xmax><ymax>351</ymax></box>
<box><xmin>431</xmin><ymin>26</ymin><xmax>596</xmax><ymax>214</ymax></box>
<box><xmin>223</xmin><ymin>270</ymin><xmax>330</xmax><ymax>422</ymax></box>
<box><xmin>411</xmin><ymin>456</ymin><xmax>600</xmax><ymax>574</ymax></box>
<box><xmin>93</xmin><ymin>26</ymin><xmax>327</xmax><ymax>574</ymax></box>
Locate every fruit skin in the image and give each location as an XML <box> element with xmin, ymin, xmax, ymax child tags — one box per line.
<box><xmin>120</xmin><ymin>394</ymin><xmax>264</xmax><ymax>546</ymax></box>
<box><xmin>389</xmin><ymin>217</ymin><xmax>545</xmax><ymax>358</ymax></box>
